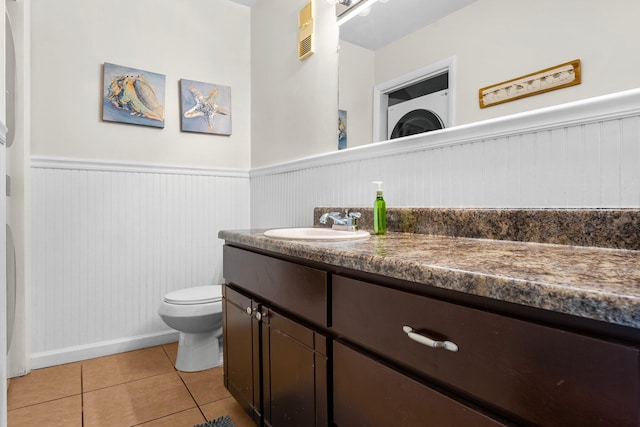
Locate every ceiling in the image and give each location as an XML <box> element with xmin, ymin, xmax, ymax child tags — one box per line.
<box><xmin>339</xmin><ymin>0</ymin><xmax>477</xmax><ymax>51</ymax></box>
<box><xmin>228</xmin><ymin>0</ymin><xmax>477</xmax><ymax>52</ymax></box>
<box><xmin>228</xmin><ymin>0</ymin><xmax>257</xmax><ymax>6</ymax></box>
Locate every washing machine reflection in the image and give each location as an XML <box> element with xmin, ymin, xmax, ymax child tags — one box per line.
<box><xmin>387</xmin><ymin>74</ymin><xmax>449</xmax><ymax>140</ymax></box>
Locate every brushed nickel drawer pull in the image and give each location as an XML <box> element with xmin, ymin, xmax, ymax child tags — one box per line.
<box><xmin>402</xmin><ymin>325</ymin><xmax>459</xmax><ymax>352</ymax></box>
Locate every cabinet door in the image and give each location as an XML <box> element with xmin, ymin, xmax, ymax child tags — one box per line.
<box><xmin>262</xmin><ymin>307</ymin><xmax>328</xmax><ymax>427</ymax></box>
<box><xmin>333</xmin><ymin>341</ymin><xmax>507</xmax><ymax>427</ymax></box>
<box><xmin>223</xmin><ymin>285</ymin><xmax>261</xmax><ymax>424</ymax></box>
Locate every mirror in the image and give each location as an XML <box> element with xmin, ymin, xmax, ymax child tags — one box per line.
<box><xmin>337</xmin><ymin>0</ymin><xmax>640</xmax><ymax>149</ymax></box>
<box><xmin>337</xmin><ymin>0</ymin><xmax>476</xmax><ymax>149</ymax></box>
<box><xmin>338</xmin><ymin>0</ymin><xmax>475</xmax><ymax>51</ymax></box>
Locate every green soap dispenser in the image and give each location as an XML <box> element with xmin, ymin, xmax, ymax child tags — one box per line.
<box><xmin>372</xmin><ymin>181</ymin><xmax>386</xmax><ymax>235</ymax></box>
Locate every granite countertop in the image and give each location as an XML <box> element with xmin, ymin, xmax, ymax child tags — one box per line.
<box><xmin>218</xmin><ymin>228</ymin><xmax>640</xmax><ymax>329</ymax></box>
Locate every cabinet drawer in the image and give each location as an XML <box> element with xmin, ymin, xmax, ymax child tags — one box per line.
<box><xmin>332</xmin><ymin>275</ymin><xmax>640</xmax><ymax>426</ymax></box>
<box><xmin>223</xmin><ymin>245</ymin><xmax>328</xmax><ymax>326</ymax></box>
<box><xmin>333</xmin><ymin>341</ymin><xmax>506</xmax><ymax>427</ymax></box>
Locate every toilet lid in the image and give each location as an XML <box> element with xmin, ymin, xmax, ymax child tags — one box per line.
<box><xmin>164</xmin><ymin>285</ymin><xmax>222</xmax><ymax>305</ymax></box>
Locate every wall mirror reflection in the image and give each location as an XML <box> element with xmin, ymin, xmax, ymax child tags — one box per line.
<box><xmin>337</xmin><ymin>0</ymin><xmax>475</xmax><ymax>148</ymax></box>
<box><xmin>336</xmin><ymin>0</ymin><xmax>640</xmax><ymax>150</ymax></box>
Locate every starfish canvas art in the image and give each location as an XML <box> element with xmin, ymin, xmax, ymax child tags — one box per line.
<box><xmin>180</xmin><ymin>79</ymin><xmax>232</xmax><ymax>135</ymax></box>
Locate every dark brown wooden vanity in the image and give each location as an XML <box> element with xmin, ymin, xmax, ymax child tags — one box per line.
<box><xmin>220</xmin><ymin>229</ymin><xmax>640</xmax><ymax>427</ymax></box>
<box><xmin>222</xmin><ymin>245</ymin><xmax>329</xmax><ymax>426</ymax></box>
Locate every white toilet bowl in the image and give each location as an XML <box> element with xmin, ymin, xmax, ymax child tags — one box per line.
<box><xmin>158</xmin><ymin>285</ymin><xmax>223</xmax><ymax>372</ymax></box>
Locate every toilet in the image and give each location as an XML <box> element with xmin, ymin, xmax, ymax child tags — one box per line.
<box><xmin>158</xmin><ymin>285</ymin><xmax>223</xmax><ymax>372</ymax></box>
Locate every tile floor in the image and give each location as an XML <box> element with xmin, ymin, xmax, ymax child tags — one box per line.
<box><xmin>7</xmin><ymin>342</ymin><xmax>256</xmax><ymax>427</ymax></box>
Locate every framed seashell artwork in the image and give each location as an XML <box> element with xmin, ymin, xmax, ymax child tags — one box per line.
<box><xmin>102</xmin><ymin>63</ymin><xmax>166</xmax><ymax>128</ymax></box>
<box><xmin>180</xmin><ymin>79</ymin><xmax>232</xmax><ymax>135</ymax></box>
<box><xmin>478</xmin><ymin>59</ymin><xmax>581</xmax><ymax>109</ymax></box>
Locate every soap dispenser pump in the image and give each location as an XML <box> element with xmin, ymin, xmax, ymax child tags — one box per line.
<box><xmin>372</xmin><ymin>181</ymin><xmax>386</xmax><ymax>235</ymax></box>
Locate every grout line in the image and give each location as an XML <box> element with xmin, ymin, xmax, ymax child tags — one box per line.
<box><xmin>80</xmin><ymin>342</ymin><xmax>179</xmax><ymax>394</ymax></box>
<box><xmin>174</xmin><ymin>368</ymin><xmax>211</xmax><ymax>422</ymax></box>
<box><xmin>161</xmin><ymin>342</ymin><xmax>209</xmax><ymax>421</ymax></box>
<box><xmin>134</xmin><ymin>408</ymin><xmax>203</xmax><ymax>426</ymax></box>
<box><xmin>159</xmin><ymin>343</ymin><xmax>178</xmax><ymax>372</ymax></box>
<box><xmin>11</xmin><ymin>343</ymin><xmax>225</xmax><ymax>426</ymax></box>
<box><xmin>176</xmin><ymin>369</ymin><xmax>201</xmax><ymax>409</ymax></box>
<box><xmin>81</xmin><ymin>370</ymin><xmax>178</xmax><ymax>394</ymax></box>
<box><xmin>80</xmin><ymin>362</ymin><xmax>84</xmax><ymax>427</ymax></box>
<box><xmin>6</xmin><ymin>394</ymin><xmax>84</xmax><ymax>411</ymax></box>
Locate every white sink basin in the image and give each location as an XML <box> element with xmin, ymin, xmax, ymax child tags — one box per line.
<box><xmin>264</xmin><ymin>227</ymin><xmax>370</xmax><ymax>241</ymax></box>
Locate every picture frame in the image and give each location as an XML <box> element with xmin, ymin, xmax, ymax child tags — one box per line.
<box><xmin>338</xmin><ymin>109</ymin><xmax>347</xmax><ymax>150</ymax></box>
<box><xmin>479</xmin><ymin>59</ymin><xmax>581</xmax><ymax>109</ymax></box>
<box><xmin>180</xmin><ymin>79</ymin><xmax>232</xmax><ymax>135</ymax></box>
<box><xmin>102</xmin><ymin>63</ymin><xmax>166</xmax><ymax>128</ymax></box>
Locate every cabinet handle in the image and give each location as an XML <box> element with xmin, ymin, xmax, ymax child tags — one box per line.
<box><xmin>245</xmin><ymin>306</ymin><xmax>254</xmax><ymax>316</ymax></box>
<box><xmin>402</xmin><ymin>325</ymin><xmax>459</xmax><ymax>352</ymax></box>
<box><xmin>255</xmin><ymin>310</ymin><xmax>268</xmax><ymax>321</ymax></box>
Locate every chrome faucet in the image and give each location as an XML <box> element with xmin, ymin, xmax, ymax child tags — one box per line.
<box><xmin>319</xmin><ymin>209</ymin><xmax>361</xmax><ymax>231</ymax></box>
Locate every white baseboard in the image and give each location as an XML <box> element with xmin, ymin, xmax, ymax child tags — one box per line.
<box><xmin>30</xmin><ymin>330</ymin><xmax>179</xmax><ymax>370</ymax></box>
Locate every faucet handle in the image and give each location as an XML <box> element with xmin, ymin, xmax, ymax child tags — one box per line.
<box><xmin>319</xmin><ymin>211</ymin><xmax>341</xmax><ymax>224</ymax></box>
<box><xmin>346</xmin><ymin>210</ymin><xmax>361</xmax><ymax>228</ymax></box>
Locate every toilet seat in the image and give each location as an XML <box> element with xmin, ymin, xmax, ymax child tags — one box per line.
<box><xmin>164</xmin><ymin>285</ymin><xmax>222</xmax><ymax>305</ymax></box>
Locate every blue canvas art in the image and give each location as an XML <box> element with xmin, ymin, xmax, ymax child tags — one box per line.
<box><xmin>102</xmin><ymin>63</ymin><xmax>166</xmax><ymax>128</ymax></box>
<box><xmin>180</xmin><ymin>79</ymin><xmax>232</xmax><ymax>135</ymax></box>
<box><xmin>338</xmin><ymin>109</ymin><xmax>347</xmax><ymax>150</ymax></box>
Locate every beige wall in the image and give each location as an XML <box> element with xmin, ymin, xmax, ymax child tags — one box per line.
<box><xmin>30</xmin><ymin>0</ymin><xmax>251</xmax><ymax>169</ymax></box>
<box><xmin>376</xmin><ymin>0</ymin><xmax>640</xmax><ymax>126</ymax></box>
<box><xmin>250</xmin><ymin>0</ymin><xmax>339</xmax><ymax>168</ymax></box>
<box><xmin>339</xmin><ymin>0</ymin><xmax>640</xmax><ymax>145</ymax></box>
<box><xmin>24</xmin><ymin>0</ymin><xmax>640</xmax><ymax>171</ymax></box>
<box><xmin>338</xmin><ymin>41</ymin><xmax>374</xmax><ymax>149</ymax></box>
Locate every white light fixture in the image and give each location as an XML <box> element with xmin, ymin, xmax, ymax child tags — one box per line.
<box><xmin>327</xmin><ymin>0</ymin><xmax>356</xmax><ymax>5</ymax></box>
<box><xmin>358</xmin><ymin>6</ymin><xmax>371</xmax><ymax>17</ymax></box>
<box><xmin>337</xmin><ymin>0</ymin><xmax>378</xmax><ymax>26</ymax></box>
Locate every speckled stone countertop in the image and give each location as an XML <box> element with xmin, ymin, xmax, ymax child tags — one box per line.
<box><xmin>218</xmin><ymin>228</ymin><xmax>640</xmax><ymax>330</ymax></box>
<box><xmin>314</xmin><ymin>208</ymin><xmax>640</xmax><ymax>250</ymax></box>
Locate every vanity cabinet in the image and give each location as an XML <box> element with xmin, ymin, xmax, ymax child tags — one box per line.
<box><xmin>222</xmin><ymin>246</ymin><xmax>329</xmax><ymax>427</ymax></box>
<box><xmin>222</xmin><ymin>243</ymin><xmax>640</xmax><ymax>427</ymax></box>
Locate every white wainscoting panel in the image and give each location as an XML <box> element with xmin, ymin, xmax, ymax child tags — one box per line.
<box><xmin>28</xmin><ymin>90</ymin><xmax>640</xmax><ymax>367</ymax></box>
<box><xmin>251</xmin><ymin>89</ymin><xmax>640</xmax><ymax>228</ymax></box>
<box><xmin>31</xmin><ymin>160</ymin><xmax>250</xmax><ymax>367</ymax></box>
